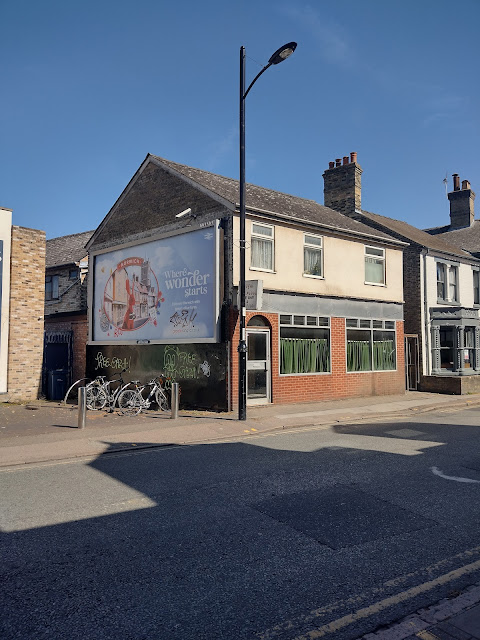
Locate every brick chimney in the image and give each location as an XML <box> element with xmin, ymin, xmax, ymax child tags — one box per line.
<box><xmin>323</xmin><ymin>151</ymin><xmax>362</xmax><ymax>217</ymax></box>
<box><xmin>448</xmin><ymin>173</ymin><xmax>475</xmax><ymax>229</ymax></box>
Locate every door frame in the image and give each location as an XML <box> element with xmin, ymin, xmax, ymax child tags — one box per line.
<box><xmin>246</xmin><ymin>327</ymin><xmax>272</xmax><ymax>405</ymax></box>
<box><xmin>404</xmin><ymin>334</ymin><xmax>419</xmax><ymax>391</ymax></box>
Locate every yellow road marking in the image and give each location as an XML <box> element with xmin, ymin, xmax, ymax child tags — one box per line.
<box><xmin>256</xmin><ymin>546</ymin><xmax>480</xmax><ymax>639</ymax></box>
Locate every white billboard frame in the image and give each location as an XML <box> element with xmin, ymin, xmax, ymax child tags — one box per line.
<box><xmin>88</xmin><ymin>222</ymin><xmax>220</xmax><ymax>345</ymax></box>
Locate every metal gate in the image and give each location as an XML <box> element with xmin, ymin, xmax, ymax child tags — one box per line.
<box><xmin>404</xmin><ymin>334</ymin><xmax>419</xmax><ymax>391</ymax></box>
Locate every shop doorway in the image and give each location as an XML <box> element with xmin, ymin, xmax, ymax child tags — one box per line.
<box><xmin>405</xmin><ymin>334</ymin><xmax>419</xmax><ymax>391</ymax></box>
<box><xmin>246</xmin><ymin>327</ymin><xmax>271</xmax><ymax>405</ymax></box>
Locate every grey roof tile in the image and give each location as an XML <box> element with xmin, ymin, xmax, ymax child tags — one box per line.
<box><xmin>152</xmin><ymin>156</ymin><xmax>399</xmax><ymax>242</ymax></box>
<box><xmin>423</xmin><ymin>220</ymin><xmax>480</xmax><ymax>256</ymax></box>
<box><xmin>46</xmin><ymin>230</ymin><xmax>94</xmax><ymax>268</ymax></box>
<box><xmin>361</xmin><ymin>211</ymin><xmax>473</xmax><ymax>259</ymax></box>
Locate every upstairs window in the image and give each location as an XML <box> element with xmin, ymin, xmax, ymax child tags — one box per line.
<box><xmin>474</xmin><ymin>269</ymin><xmax>480</xmax><ymax>305</ymax></box>
<box><xmin>251</xmin><ymin>223</ymin><xmax>274</xmax><ymax>271</ymax></box>
<box><xmin>437</xmin><ymin>262</ymin><xmax>458</xmax><ymax>303</ymax></box>
<box><xmin>45</xmin><ymin>275</ymin><xmax>59</xmax><ymax>301</ymax></box>
<box><xmin>303</xmin><ymin>234</ymin><xmax>323</xmax><ymax>277</ymax></box>
<box><xmin>69</xmin><ymin>269</ymin><xmax>79</xmax><ymax>280</ymax></box>
<box><xmin>365</xmin><ymin>246</ymin><xmax>385</xmax><ymax>285</ymax></box>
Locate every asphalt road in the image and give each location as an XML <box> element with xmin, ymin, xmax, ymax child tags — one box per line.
<box><xmin>2</xmin><ymin>406</ymin><xmax>480</xmax><ymax>639</ymax></box>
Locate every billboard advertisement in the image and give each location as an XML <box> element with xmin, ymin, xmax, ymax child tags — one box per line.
<box><xmin>92</xmin><ymin>225</ymin><xmax>219</xmax><ymax>343</ymax></box>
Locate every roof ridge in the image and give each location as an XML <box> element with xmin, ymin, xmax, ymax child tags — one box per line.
<box><xmin>47</xmin><ymin>230</ymin><xmax>94</xmax><ymax>242</ymax></box>
<box><xmin>152</xmin><ymin>155</ymin><xmax>318</xmax><ymax>205</ymax></box>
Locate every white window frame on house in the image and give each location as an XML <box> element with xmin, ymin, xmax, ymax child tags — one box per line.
<box><xmin>45</xmin><ymin>274</ymin><xmax>59</xmax><ymax>301</ymax></box>
<box><xmin>250</xmin><ymin>222</ymin><xmax>274</xmax><ymax>272</ymax></box>
<box><xmin>303</xmin><ymin>233</ymin><xmax>323</xmax><ymax>278</ymax></box>
<box><xmin>364</xmin><ymin>246</ymin><xmax>386</xmax><ymax>285</ymax></box>
<box><xmin>436</xmin><ymin>260</ymin><xmax>459</xmax><ymax>303</ymax></box>
<box><xmin>345</xmin><ymin>318</ymin><xmax>397</xmax><ymax>373</ymax></box>
<box><xmin>473</xmin><ymin>268</ymin><xmax>480</xmax><ymax>306</ymax></box>
<box><xmin>279</xmin><ymin>314</ymin><xmax>331</xmax><ymax>375</ymax></box>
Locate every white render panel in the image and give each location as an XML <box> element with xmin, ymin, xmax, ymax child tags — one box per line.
<box><xmin>0</xmin><ymin>208</ymin><xmax>12</xmax><ymax>393</ymax></box>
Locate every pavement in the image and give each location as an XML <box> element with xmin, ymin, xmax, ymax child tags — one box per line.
<box><xmin>2</xmin><ymin>390</ymin><xmax>480</xmax><ymax>468</ymax></box>
<box><xmin>3</xmin><ymin>389</ymin><xmax>480</xmax><ymax>639</ymax></box>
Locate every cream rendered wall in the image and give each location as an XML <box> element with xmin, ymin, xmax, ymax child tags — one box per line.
<box><xmin>232</xmin><ymin>216</ymin><xmax>403</xmax><ymax>303</ymax></box>
<box><xmin>0</xmin><ymin>208</ymin><xmax>12</xmax><ymax>393</ymax></box>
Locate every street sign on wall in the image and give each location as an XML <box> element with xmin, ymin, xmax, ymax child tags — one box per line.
<box><xmin>91</xmin><ymin>226</ymin><xmax>219</xmax><ymax>344</ymax></box>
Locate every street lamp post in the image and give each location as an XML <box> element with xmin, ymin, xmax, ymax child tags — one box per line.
<box><xmin>238</xmin><ymin>42</ymin><xmax>297</xmax><ymax>421</ymax></box>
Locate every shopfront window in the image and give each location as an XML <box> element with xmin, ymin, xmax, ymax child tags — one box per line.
<box><xmin>279</xmin><ymin>315</ymin><xmax>330</xmax><ymax>375</ymax></box>
<box><xmin>346</xmin><ymin>319</ymin><xmax>396</xmax><ymax>372</ymax></box>
<box><xmin>464</xmin><ymin>327</ymin><xmax>476</xmax><ymax>369</ymax></box>
<box><xmin>439</xmin><ymin>327</ymin><xmax>454</xmax><ymax>370</ymax></box>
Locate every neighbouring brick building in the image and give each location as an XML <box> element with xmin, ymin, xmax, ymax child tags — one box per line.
<box><xmin>324</xmin><ymin>156</ymin><xmax>480</xmax><ymax>394</ymax></box>
<box><xmin>43</xmin><ymin>230</ymin><xmax>93</xmax><ymax>399</ymax></box>
<box><xmin>0</xmin><ymin>207</ymin><xmax>46</xmax><ymax>401</ymax></box>
<box><xmin>85</xmin><ymin>153</ymin><xmax>407</xmax><ymax>411</ymax></box>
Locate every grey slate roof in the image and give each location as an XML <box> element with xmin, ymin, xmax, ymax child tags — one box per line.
<box><xmin>360</xmin><ymin>211</ymin><xmax>473</xmax><ymax>259</ymax></box>
<box><xmin>424</xmin><ymin>220</ymin><xmax>480</xmax><ymax>257</ymax></box>
<box><xmin>153</xmin><ymin>155</ymin><xmax>399</xmax><ymax>242</ymax></box>
<box><xmin>46</xmin><ymin>230</ymin><xmax>94</xmax><ymax>268</ymax></box>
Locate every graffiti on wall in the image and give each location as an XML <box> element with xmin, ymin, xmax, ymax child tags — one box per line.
<box><xmin>86</xmin><ymin>343</ymin><xmax>227</xmax><ymax>411</ymax></box>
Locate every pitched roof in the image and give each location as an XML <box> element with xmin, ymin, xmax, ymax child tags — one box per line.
<box><xmin>360</xmin><ymin>211</ymin><xmax>473</xmax><ymax>259</ymax></box>
<box><xmin>424</xmin><ymin>220</ymin><xmax>480</xmax><ymax>256</ymax></box>
<box><xmin>152</xmin><ymin>155</ymin><xmax>400</xmax><ymax>243</ymax></box>
<box><xmin>46</xmin><ymin>230</ymin><xmax>94</xmax><ymax>268</ymax></box>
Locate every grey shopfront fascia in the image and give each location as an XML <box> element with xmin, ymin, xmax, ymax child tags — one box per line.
<box><xmin>430</xmin><ymin>307</ymin><xmax>480</xmax><ymax>375</ymax></box>
<box><xmin>258</xmin><ymin>289</ymin><xmax>404</xmax><ymax>323</ymax></box>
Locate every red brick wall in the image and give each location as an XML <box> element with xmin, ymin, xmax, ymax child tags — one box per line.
<box><xmin>229</xmin><ymin>310</ymin><xmax>405</xmax><ymax>407</ymax></box>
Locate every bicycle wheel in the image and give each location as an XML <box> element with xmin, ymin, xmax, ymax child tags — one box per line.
<box><xmin>86</xmin><ymin>385</ymin><xmax>107</xmax><ymax>410</ymax></box>
<box><xmin>155</xmin><ymin>388</ymin><xmax>169</xmax><ymax>412</ymax></box>
<box><xmin>118</xmin><ymin>389</ymin><xmax>143</xmax><ymax>416</ymax></box>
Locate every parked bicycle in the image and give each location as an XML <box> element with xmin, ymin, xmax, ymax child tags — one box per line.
<box><xmin>117</xmin><ymin>376</ymin><xmax>170</xmax><ymax>416</ymax></box>
<box><xmin>64</xmin><ymin>369</ymin><xmax>131</xmax><ymax>411</ymax></box>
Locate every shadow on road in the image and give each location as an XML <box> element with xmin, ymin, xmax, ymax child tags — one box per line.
<box><xmin>2</xmin><ymin>419</ymin><xmax>480</xmax><ymax>640</ymax></box>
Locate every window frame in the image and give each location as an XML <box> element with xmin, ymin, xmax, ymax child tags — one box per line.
<box><xmin>364</xmin><ymin>245</ymin><xmax>386</xmax><ymax>286</ymax></box>
<box><xmin>436</xmin><ymin>260</ymin><xmax>459</xmax><ymax>303</ymax></box>
<box><xmin>303</xmin><ymin>233</ymin><xmax>324</xmax><ymax>278</ymax></box>
<box><xmin>345</xmin><ymin>318</ymin><xmax>397</xmax><ymax>373</ymax></box>
<box><xmin>279</xmin><ymin>314</ymin><xmax>331</xmax><ymax>376</ymax></box>
<box><xmin>45</xmin><ymin>274</ymin><xmax>59</xmax><ymax>301</ymax></box>
<box><xmin>473</xmin><ymin>268</ymin><xmax>480</xmax><ymax>306</ymax></box>
<box><xmin>250</xmin><ymin>222</ymin><xmax>275</xmax><ymax>272</ymax></box>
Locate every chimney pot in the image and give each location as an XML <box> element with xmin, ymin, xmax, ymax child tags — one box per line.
<box><xmin>462</xmin><ymin>179</ymin><xmax>471</xmax><ymax>190</ymax></box>
<box><xmin>335</xmin><ymin>158</ymin><xmax>341</xmax><ymax>167</ymax></box>
<box><xmin>329</xmin><ymin>161</ymin><xmax>335</xmax><ymax>169</ymax></box>
<box><xmin>453</xmin><ymin>174</ymin><xmax>460</xmax><ymax>191</ymax></box>
<box><xmin>343</xmin><ymin>156</ymin><xmax>349</xmax><ymax>165</ymax></box>
<box><xmin>350</xmin><ymin>151</ymin><xmax>357</xmax><ymax>163</ymax></box>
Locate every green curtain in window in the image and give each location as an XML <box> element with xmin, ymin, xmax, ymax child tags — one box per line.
<box><xmin>347</xmin><ymin>340</ymin><xmax>371</xmax><ymax>371</ymax></box>
<box><xmin>280</xmin><ymin>338</ymin><xmax>329</xmax><ymax>374</ymax></box>
<box><xmin>373</xmin><ymin>340</ymin><xmax>395</xmax><ymax>370</ymax></box>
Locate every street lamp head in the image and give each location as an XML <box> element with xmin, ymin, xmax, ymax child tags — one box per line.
<box><xmin>268</xmin><ymin>42</ymin><xmax>297</xmax><ymax>65</ymax></box>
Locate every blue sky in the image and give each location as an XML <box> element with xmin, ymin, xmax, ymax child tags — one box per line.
<box><xmin>1</xmin><ymin>0</ymin><xmax>479</xmax><ymax>239</ymax></box>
